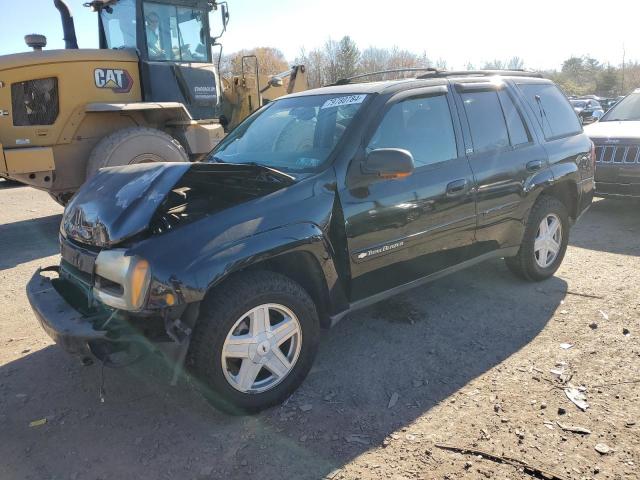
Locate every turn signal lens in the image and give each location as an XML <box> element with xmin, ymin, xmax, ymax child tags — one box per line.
<box><xmin>165</xmin><ymin>293</ymin><xmax>175</xmax><ymax>306</ymax></box>
<box><xmin>130</xmin><ymin>259</ymin><xmax>150</xmax><ymax>309</ymax></box>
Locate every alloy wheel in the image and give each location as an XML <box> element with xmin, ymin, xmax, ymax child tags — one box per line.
<box><xmin>534</xmin><ymin>213</ymin><xmax>562</xmax><ymax>268</ymax></box>
<box><xmin>220</xmin><ymin>304</ymin><xmax>302</xmax><ymax>394</ymax></box>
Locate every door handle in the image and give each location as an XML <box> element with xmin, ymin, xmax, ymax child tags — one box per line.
<box><xmin>446</xmin><ymin>179</ymin><xmax>468</xmax><ymax>197</ymax></box>
<box><xmin>526</xmin><ymin>160</ymin><xmax>543</xmax><ymax>172</ymax></box>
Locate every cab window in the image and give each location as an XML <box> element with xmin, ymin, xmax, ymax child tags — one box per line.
<box><xmin>100</xmin><ymin>0</ymin><xmax>137</xmax><ymax>49</ymax></box>
<box><xmin>143</xmin><ymin>1</ymin><xmax>209</xmax><ymax>62</ymax></box>
<box><xmin>367</xmin><ymin>95</ymin><xmax>458</xmax><ymax>168</ymax></box>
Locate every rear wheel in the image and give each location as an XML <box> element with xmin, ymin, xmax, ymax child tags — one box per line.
<box><xmin>86</xmin><ymin>127</ymin><xmax>188</xmax><ymax>179</ymax></box>
<box><xmin>189</xmin><ymin>271</ymin><xmax>320</xmax><ymax>414</ymax></box>
<box><xmin>506</xmin><ymin>195</ymin><xmax>569</xmax><ymax>281</ymax></box>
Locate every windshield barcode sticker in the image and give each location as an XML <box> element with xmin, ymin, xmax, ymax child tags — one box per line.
<box><xmin>321</xmin><ymin>94</ymin><xmax>367</xmax><ymax>109</ymax></box>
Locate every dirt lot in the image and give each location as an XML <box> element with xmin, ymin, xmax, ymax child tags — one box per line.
<box><xmin>0</xmin><ymin>179</ymin><xmax>638</xmax><ymax>480</ymax></box>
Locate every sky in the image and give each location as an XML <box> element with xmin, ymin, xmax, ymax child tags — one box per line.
<box><xmin>1</xmin><ymin>0</ymin><xmax>639</xmax><ymax>71</ymax></box>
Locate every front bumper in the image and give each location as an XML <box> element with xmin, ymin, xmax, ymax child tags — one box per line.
<box><xmin>595</xmin><ymin>182</ymin><xmax>640</xmax><ymax>198</ymax></box>
<box><xmin>27</xmin><ymin>267</ymin><xmax>141</xmax><ymax>362</ymax></box>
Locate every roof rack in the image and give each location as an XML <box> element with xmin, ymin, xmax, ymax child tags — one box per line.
<box><xmin>417</xmin><ymin>69</ymin><xmax>543</xmax><ymax>79</ymax></box>
<box><xmin>333</xmin><ymin>68</ymin><xmax>441</xmax><ymax>85</ymax></box>
<box><xmin>332</xmin><ymin>68</ymin><xmax>542</xmax><ymax>85</ymax></box>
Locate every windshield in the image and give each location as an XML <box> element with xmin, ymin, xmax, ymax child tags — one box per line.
<box><xmin>571</xmin><ymin>100</ymin><xmax>586</xmax><ymax>108</ymax></box>
<box><xmin>100</xmin><ymin>0</ymin><xmax>137</xmax><ymax>49</ymax></box>
<box><xmin>210</xmin><ymin>93</ymin><xmax>369</xmax><ymax>173</ymax></box>
<box><xmin>601</xmin><ymin>93</ymin><xmax>640</xmax><ymax>121</ymax></box>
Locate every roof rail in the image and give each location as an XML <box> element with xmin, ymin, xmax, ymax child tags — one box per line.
<box><xmin>333</xmin><ymin>68</ymin><xmax>441</xmax><ymax>85</ymax></box>
<box><xmin>417</xmin><ymin>69</ymin><xmax>543</xmax><ymax>79</ymax></box>
<box><xmin>331</xmin><ymin>68</ymin><xmax>543</xmax><ymax>86</ymax></box>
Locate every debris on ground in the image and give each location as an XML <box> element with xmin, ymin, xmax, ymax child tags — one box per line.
<box><xmin>344</xmin><ymin>434</ymin><xmax>370</xmax><ymax>445</ymax></box>
<box><xmin>435</xmin><ymin>443</ymin><xmax>569</xmax><ymax>480</ymax></box>
<box><xmin>556</xmin><ymin>421</ymin><xmax>591</xmax><ymax>435</ymax></box>
<box><xmin>623</xmin><ymin>328</ymin><xmax>630</xmax><ymax>336</ymax></box>
<box><xmin>299</xmin><ymin>403</ymin><xmax>313</xmax><ymax>412</ymax></box>
<box><xmin>595</xmin><ymin>443</ymin><xmax>612</xmax><ymax>455</ymax></box>
<box><xmin>599</xmin><ymin>310</ymin><xmax>609</xmax><ymax>320</ymax></box>
<box><xmin>589</xmin><ymin>322</ymin><xmax>598</xmax><ymax>330</ymax></box>
<box><xmin>323</xmin><ymin>392</ymin><xmax>336</xmax><ymax>402</ymax></box>
<box><xmin>29</xmin><ymin>418</ymin><xmax>47</xmax><ymax>427</ymax></box>
<box><xmin>387</xmin><ymin>392</ymin><xmax>399</xmax><ymax>409</ymax></box>
<box><xmin>564</xmin><ymin>386</ymin><xmax>589</xmax><ymax>411</ymax></box>
<box><xmin>559</xmin><ymin>343</ymin><xmax>573</xmax><ymax>350</ymax></box>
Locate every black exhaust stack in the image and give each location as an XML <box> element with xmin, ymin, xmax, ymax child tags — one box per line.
<box><xmin>53</xmin><ymin>0</ymin><xmax>79</xmax><ymax>49</ymax></box>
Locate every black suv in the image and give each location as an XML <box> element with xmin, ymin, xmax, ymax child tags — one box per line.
<box><xmin>27</xmin><ymin>71</ymin><xmax>594</xmax><ymax>412</ymax></box>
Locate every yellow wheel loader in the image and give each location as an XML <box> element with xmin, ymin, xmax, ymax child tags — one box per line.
<box><xmin>0</xmin><ymin>0</ymin><xmax>307</xmax><ymax>204</ymax></box>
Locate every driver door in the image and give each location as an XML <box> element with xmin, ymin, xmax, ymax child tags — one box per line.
<box><xmin>339</xmin><ymin>87</ymin><xmax>478</xmax><ymax>302</ymax></box>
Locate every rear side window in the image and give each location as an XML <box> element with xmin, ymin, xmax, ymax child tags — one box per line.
<box><xmin>498</xmin><ymin>90</ymin><xmax>530</xmax><ymax>146</ymax></box>
<box><xmin>368</xmin><ymin>94</ymin><xmax>457</xmax><ymax>168</ymax></box>
<box><xmin>517</xmin><ymin>83</ymin><xmax>581</xmax><ymax>140</ymax></box>
<box><xmin>460</xmin><ymin>91</ymin><xmax>510</xmax><ymax>153</ymax></box>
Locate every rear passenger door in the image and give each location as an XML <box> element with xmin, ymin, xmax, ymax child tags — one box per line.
<box><xmin>341</xmin><ymin>87</ymin><xmax>477</xmax><ymax>301</ymax></box>
<box><xmin>453</xmin><ymin>81</ymin><xmax>549</xmax><ymax>252</ymax></box>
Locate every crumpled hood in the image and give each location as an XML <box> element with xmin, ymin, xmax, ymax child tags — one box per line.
<box><xmin>584</xmin><ymin>121</ymin><xmax>640</xmax><ymax>141</ymax></box>
<box><xmin>62</xmin><ymin>162</ymin><xmax>295</xmax><ymax>247</ymax></box>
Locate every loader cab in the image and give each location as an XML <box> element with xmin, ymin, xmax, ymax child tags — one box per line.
<box><xmin>95</xmin><ymin>0</ymin><xmax>226</xmax><ymax>120</ymax></box>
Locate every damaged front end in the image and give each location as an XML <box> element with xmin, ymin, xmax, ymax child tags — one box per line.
<box><xmin>28</xmin><ymin>161</ymin><xmax>295</xmax><ymax>374</ymax></box>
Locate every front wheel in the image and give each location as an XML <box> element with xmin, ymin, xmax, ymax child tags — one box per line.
<box><xmin>506</xmin><ymin>195</ymin><xmax>569</xmax><ymax>281</ymax></box>
<box><xmin>86</xmin><ymin>127</ymin><xmax>188</xmax><ymax>179</ymax></box>
<box><xmin>189</xmin><ymin>271</ymin><xmax>320</xmax><ymax>414</ymax></box>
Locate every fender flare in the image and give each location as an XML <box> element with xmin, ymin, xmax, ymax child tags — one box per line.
<box><xmin>185</xmin><ymin>222</ymin><xmax>347</xmax><ymax>315</ymax></box>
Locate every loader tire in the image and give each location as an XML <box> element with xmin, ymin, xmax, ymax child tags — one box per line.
<box><xmin>86</xmin><ymin>127</ymin><xmax>188</xmax><ymax>178</ymax></box>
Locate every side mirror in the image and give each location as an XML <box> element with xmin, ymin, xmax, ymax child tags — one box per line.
<box><xmin>221</xmin><ymin>3</ymin><xmax>229</xmax><ymax>29</ymax></box>
<box><xmin>211</xmin><ymin>2</ymin><xmax>229</xmax><ymax>43</ymax></box>
<box><xmin>362</xmin><ymin>148</ymin><xmax>414</xmax><ymax>180</ymax></box>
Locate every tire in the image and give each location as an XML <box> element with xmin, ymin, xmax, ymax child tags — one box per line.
<box><xmin>189</xmin><ymin>271</ymin><xmax>320</xmax><ymax>414</ymax></box>
<box><xmin>505</xmin><ymin>195</ymin><xmax>570</xmax><ymax>281</ymax></box>
<box><xmin>86</xmin><ymin>127</ymin><xmax>188</xmax><ymax>178</ymax></box>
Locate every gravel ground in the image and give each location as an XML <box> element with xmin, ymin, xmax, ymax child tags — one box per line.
<box><xmin>0</xmin><ymin>179</ymin><xmax>638</xmax><ymax>480</ymax></box>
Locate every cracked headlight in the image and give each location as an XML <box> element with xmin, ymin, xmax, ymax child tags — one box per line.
<box><xmin>93</xmin><ymin>249</ymin><xmax>151</xmax><ymax>311</ymax></box>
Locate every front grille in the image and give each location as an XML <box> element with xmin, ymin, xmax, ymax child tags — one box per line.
<box><xmin>11</xmin><ymin>77</ymin><xmax>59</xmax><ymax>126</ymax></box>
<box><xmin>594</xmin><ymin>144</ymin><xmax>640</xmax><ymax>164</ymax></box>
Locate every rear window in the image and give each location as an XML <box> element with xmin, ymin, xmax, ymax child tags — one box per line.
<box><xmin>518</xmin><ymin>83</ymin><xmax>581</xmax><ymax>140</ymax></box>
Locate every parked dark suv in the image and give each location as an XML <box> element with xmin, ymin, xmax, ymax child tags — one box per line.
<box><xmin>27</xmin><ymin>70</ymin><xmax>594</xmax><ymax>412</ymax></box>
<box><xmin>585</xmin><ymin>88</ymin><xmax>640</xmax><ymax>198</ymax></box>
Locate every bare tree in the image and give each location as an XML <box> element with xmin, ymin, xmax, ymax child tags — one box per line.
<box><xmin>221</xmin><ymin>47</ymin><xmax>289</xmax><ymax>77</ymax></box>
<box><xmin>483</xmin><ymin>59</ymin><xmax>506</xmax><ymax>69</ymax></box>
<box><xmin>360</xmin><ymin>47</ymin><xmax>392</xmax><ymax>74</ymax></box>
<box><xmin>507</xmin><ymin>56</ymin><xmax>524</xmax><ymax>70</ymax></box>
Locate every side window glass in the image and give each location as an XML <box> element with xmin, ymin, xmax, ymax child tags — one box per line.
<box><xmin>143</xmin><ymin>2</ymin><xmax>209</xmax><ymax>62</ymax></box>
<box><xmin>176</xmin><ymin>7</ymin><xmax>208</xmax><ymax>61</ymax></box>
<box><xmin>367</xmin><ymin>95</ymin><xmax>457</xmax><ymax>168</ymax></box>
<box><xmin>144</xmin><ymin>3</ymin><xmax>179</xmax><ymax>60</ymax></box>
<box><xmin>497</xmin><ymin>90</ymin><xmax>530</xmax><ymax>146</ymax></box>
<box><xmin>461</xmin><ymin>90</ymin><xmax>510</xmax><ymax>153</ymax></box>
<box><xmin>518</xmin><ymin>83</ymin><xmax>581</xmax><ymax>140</ymax></box>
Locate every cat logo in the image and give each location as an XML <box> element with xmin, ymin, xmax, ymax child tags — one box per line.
<box><xmin>94</xmin><ymin>68</ymin><xmax>133</xmax><ymax>93</ymax></box>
